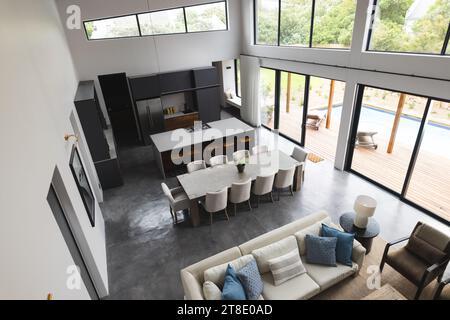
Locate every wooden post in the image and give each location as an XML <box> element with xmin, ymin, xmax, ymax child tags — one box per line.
<box><xmin>326</xmin><ymin>80</ymin><xmax>335</xmax><ymax>129</ymax></box>
<box><xmin>286</xmin><ymin>73</ymin><xmax>292</xmax><ymax>113</ymax></box>
<box><xmin>387</xmin><ymin>93</ymin><xmax>406</xmax><ymax>154</ymax></box>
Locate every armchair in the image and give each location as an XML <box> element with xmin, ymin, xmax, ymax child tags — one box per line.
<box><xmin>379</xmin><ymin>222</ymin><xmax>450</xmax><ymax>300</ymax></box>
<box><xmin>433</xmin><ymin>277</ymin><xmax>449</xmax><ymax>300</ymax></box>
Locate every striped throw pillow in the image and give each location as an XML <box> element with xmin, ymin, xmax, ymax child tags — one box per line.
<box><xmin>268</xmin><ymin>249</ymin><xmax>306</xmax><ymax>286</ymax></box>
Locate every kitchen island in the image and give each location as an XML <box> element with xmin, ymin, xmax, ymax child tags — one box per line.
<box><xmin>151</xmin><ymin>118</ymin><xmax>255</xmax><ymax>178</ymax></box>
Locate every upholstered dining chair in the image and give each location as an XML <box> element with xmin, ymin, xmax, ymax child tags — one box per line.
<box><xmin>252</xmin><ymin>145</ymin><xmax>269</xmax><ymax>155</ymax></box>
<box><xmin>252</xmin><ymin>173</ymin><xmax>276</xmax><ymax>208</ymax></box>
<box><xmin>187</xmin><ymin>160</ymin><xmax>206</xmax><ymax>173</ymax></box>
<box><xmin>229</xmin><ymin>179</ymin><xmax>252</xmax><ymax>215</ymax></box>
<box><xmin>379</xmin><ymin>222</ymin><xmax>450</xmax><ymax>300</ymax></box>
<box><xmin>161</xmin><ymin>183</ymin><xmax>190</xmax><ymax>225</ymax></box>
<box><xmin>209</xmin><ymin>155</ymin><xmax>228</xmax><ymax>167</ymax></box>
<box><xmin>274</xmin><ymin>166</ymin><xmax>296</xmax><ymax>200</ymax></box>
<box><xmin>291</xmin><ymin>146</ymin><xmax>308</xmax><ymax>182</ymax></box>
<box><xmin>203</xmin><ymin>188</ymin><xmax>229</xmax><ymax>225</ymax></box>
<box><xmin>233</xmin><ymin>150</ymin><xmax>250</xmax><ymax>163</ymax></box>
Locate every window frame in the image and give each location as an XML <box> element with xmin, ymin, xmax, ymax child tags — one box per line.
<box><xmin>365</xmin><ymin>0</ymin><xmax>450</xmax><ymax>56</ymax></box>
<box><xmin>83</xmin><ymin>0</ymin><xmax>228</xmax><ymax>41</ymax></box>
<box><xmin>234</xmin><ymin>59</ymin><xmax>241</xmax><ymax>98</ymax></box>
<box><xmin>254</xmin><ymin>0</ymin><xmax>356</xmax><ymax>50</ymax></box>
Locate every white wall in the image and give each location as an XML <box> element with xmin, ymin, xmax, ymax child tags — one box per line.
<box><xmin>0</xmin><ymin>0</ymin><xmax>108</xmax><ymax>299</ymax></box>
<box><xmin>55</xmin><ymin>0</ymin><xmax>243</xmax><ymax>121</ymax></box>
<box><xmin>240</xmin><ymin>0</ymin><xmax>450</xmax><ymax>169</ymax></box>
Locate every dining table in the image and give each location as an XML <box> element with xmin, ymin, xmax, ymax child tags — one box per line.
<box><xmin>177</xmin><ymin>150</ymin><xmax>304</xmax><ymax>227</ymax></box>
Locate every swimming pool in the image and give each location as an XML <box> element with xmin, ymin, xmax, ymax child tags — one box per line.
<box><xmin>330</xmin><ymin>106</ymin><xmax>450</xmax><ymax>159</ymax></box>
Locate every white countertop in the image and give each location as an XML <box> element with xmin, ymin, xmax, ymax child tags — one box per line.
<box><xmin>151</xmin><ymin>118</ymin><xmax>255</xmax><ymax>152</ymax></box>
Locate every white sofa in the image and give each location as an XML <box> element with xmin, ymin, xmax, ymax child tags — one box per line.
<box><xmin>180</xmin><ymin>211</ymin><xmax>366</xmax><ymax>300</ymax></box>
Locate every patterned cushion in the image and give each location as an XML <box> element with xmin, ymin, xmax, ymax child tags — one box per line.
<box><xmin>305</xmin><ymin>234</ymin><xmax>337</xmax><ymax>267</ymax></box>
<box><xmin>268</xmin><ymin>249</ymin><xmax>306</xmax><ymax>286</ymax></box>
<box><xmin>321</xmin><ymin>224</ymin><xmax>354</xmax><ymax>267</ymax></box>
<box><xmin>236</xmin><ymin>259</ymin><xmax>264</xmax><ymax>300</ymax></box>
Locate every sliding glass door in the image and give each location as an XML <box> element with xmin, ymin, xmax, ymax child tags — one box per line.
<box><xmin>278</xmin><ymin>71</ymin><xmax>306</xmax><ymax>142</ymax></box>
<box><xmin>347</xmin><ymin>85</ymin><xmax>450</xmax><ymax>223</ymax></box>
<box><xmin>405</xmin><ymin>99</ymin><xmax>450</xmax><ymax>221</ymax></box>
<box><xmin>260</xmin><ymin>68</ymin><xmax>276</xmax><ymax>129</ymax></box>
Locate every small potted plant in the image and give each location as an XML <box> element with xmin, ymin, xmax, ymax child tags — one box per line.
<box><xmin>236</xmin><ymin>158</ymin><xmax>246</xmax><ymax>173</ymax></box>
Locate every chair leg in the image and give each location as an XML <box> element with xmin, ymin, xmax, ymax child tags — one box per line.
<box><xmin>277</xmin><ymin>189</ymin><xmax>281</xmax><ymax>201</ymax></box>
<box><xmin>270</xmin><ymin>192</ymin><xmax>274</xmax><ymax>203</ymax></box>
<box><xmin>224</xmin><ymin>209</ymin><xmax>230</xmax><ymax>221</ymax></box>
<box><xmin>257</xmin><ymin>195</ymin><xmax>260</xmax><ymax>208</ymax></box>
<box><xmin>414</xmin><ymin>285</ymin><xmax>424</xmax><ymax>300</ymax></box>
<box><xmin>234</xmin><ymin>203</ymin><xmax>237</xmax><ymax>216</ymax></box>
<box><xmin>289</xmin><ymin>185</ymin><xmax>294</xmax><ymax>196</ymax></box>
<box><xmin>248</xmin><ymin>200</ymin><xmax>252</xmax><ymax>211</ymax></box>
<box><xmin>169</xmin><ymin>207</ymin><xmax>175</xmax><ymax>224</ymax></box>
<box><xmin>210</xmin><ymin>212</ymin><xmax>213</xmax><ymax>225</ymax></box>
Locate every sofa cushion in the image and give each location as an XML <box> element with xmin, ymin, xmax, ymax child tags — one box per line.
<box><xmin>295</xmin><ymin>218</ymin><xmax>332</xmax><ymax>255</ymax></box>
<box><xmin>222</xmin><ymin>265</ymin><xmax>246</xmax><ymax>300</ymax></box>
<box><xmin>236</xmin><ymin>259</ymin><xmax>264</xmax><ymax>300</ymax></box>
<box><xmin>251</xmin><ymin>236</ymin><xmax>298</xmax><ymax>274</ymax></box>
<box><xmin>203</xmin><ymin>281</ymin><xmax>222</xmax><ymax>300</ymax></box>
<box><xmin>204</xmin><ymin>255</ymin><xmax>254</xmax><ymax>287</ymax></box>
<box><xmin>406</xmin><ymin>234</ymin><xmax>447</xmax><ymax>265</ymax></box>
<box><xmin>302</xmin><ymin>257</ymin><xmax>358</xmax><ymax>291</ymax></box>
<box><xmin>305</xmin><ymin>234</ymin><xmax>338</xmax><ymax>267</ymax></box>
<box><xmin>321</xmin><ymin>224</ymin><xmax>354</xmax><ymax>267</ymax></box>
<box><xmin>268</xmin><ymin>249</ymin><xmax>306</xmax><ymax>286</ymax></box>
<box><xmin>261</xmin><ymin>272</ymin><xmax>320</xmax><ymax>300</ymax></box>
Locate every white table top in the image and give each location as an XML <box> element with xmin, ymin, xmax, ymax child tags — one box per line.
<box><xmin>177</xmin><ymin>150</ymin><xmax>301</xmax><ymax>200</ymax></box>
<box><xmin>150</xmin><ymin>118</ymin><xmax>255</xmax><ymax>153</ymax></box>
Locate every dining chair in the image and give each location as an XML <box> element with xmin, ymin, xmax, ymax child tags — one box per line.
<box><xmin>252</xmin><ymin>173</ymin><xmax>276</xmax><ymax>208</ymax></box>
<box><xmin>203</xmin><ymin>188</ymin><xmax>229</xmax><ymax>225</ymax></box>
<box><xmin>291</xmin><ymin>146</ymin><xmax>308</xmax><ymax>182</ymax></box>
<box><xmin>187</xmin><ymin>160</ymin><xmax>206</xmax><ymax>173</ymax></box>
<box><xmin>233</xmin><ymin>150</ymin><xmax>250</xmax><ymax>163</ymax></box>
<box><xmin>274</xmin><ymin>166</ymin><xmax>296</xmax><ymax>200</ymax></box>
<box><xmin>209</xmin><ymin>155</ymin><xmax>228</xmax><ymax>167</ymax></box>
<box><xmin>161</xmin><ymin>183</ymin><xmax>190</xmax><ymax>225</ymax></box>
<box><xmin>252</xmin><ymin>145</ymin><xmax>269</xmax><ymax>155</ymax></box>
<box><xmin>229</xmin><ymin>179</ymin><xmax>252</xmax><ymax>216</ymax></box>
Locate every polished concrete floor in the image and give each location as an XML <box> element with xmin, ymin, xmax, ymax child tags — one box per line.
<box><xmin>101</xmin><ymin>112</ymin><xmax>449</xmax><ymax>300</ymax></box>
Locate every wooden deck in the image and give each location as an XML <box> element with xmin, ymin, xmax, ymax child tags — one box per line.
<box><xmin>277</xmin><ymin>107</ymin><xmax>450</xmax><ymax>221</ymax></box>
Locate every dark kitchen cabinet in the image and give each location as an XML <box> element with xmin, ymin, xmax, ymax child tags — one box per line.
<box><xmin>159</xmin><ymin>70</ymin><xmax>193</xmax><ymax>93</ymax></box>
<box><xmin>128</xmin><ymin>74</ymin><xmax>161</xmax><ymax>100</ymax></box>
<box><xmin>195</xmin><ymin>87</ymin><xmax>221</xmax><ymax>123</ymax></box>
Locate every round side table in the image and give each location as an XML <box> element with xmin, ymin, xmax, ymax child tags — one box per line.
<box><xmin>339</xmin><ymin>212</ymin><xmax>380</xmax><ymax>254</ymax></box>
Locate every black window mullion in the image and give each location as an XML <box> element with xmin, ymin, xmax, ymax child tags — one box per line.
<box><xmin>274</xmin><ymin>70</ymin><xmax>281</xmax><ymax>129</ymax></box>
<box><xmin>366</xmin><ymin>0</ymin><xmax>378</xmax><ymax>51</ymax></box>
<box><xmin>277</xmin><ymin>0</ymin><xmax>282</xmax><ymax>46</ymax></box>
<box><xmin>136</xmin><ymin>15</ymin><xmax>142</xmax><ymax>37</ymax></box>
<box><xmin>301</xmin><ymin>75</ymin><xmax>310</xmax><ymax>146</ymax></box>
<box><xmin>400</xmin><ymin>98</ymin><xmax>433</xmax><ymax>197</ymax></box>
<box><xmin>309</xmin><ymin>0</ymin><xmax>315</xmax><ymax>48</ymax></box>
<box><xmin>253</xmin><ymin>0</ymin><xmax>257</xmax><ymax>44</ymax></box>
<box><xmin>183</xmin><ymin>7</ymin><xmax>188</xmax><ymax>33</ymax></box>
<box><xmin>345</xmin><ymin>84</ymin><xmax>365</xmax><ymax>171</ymax></box>
<box><xmin>234</xmin><ymin>59</ymin><xmax>240</xmax><ymax>97</ymax></box>
<box><xmin>441</xmin><ymin>22</ymin><xmax>450</xmax><ymax>55</ymax></box>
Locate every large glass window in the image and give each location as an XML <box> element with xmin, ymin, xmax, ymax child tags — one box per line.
<box><xmin>84</xmin><ymin>15</ymin><xmax>140</xmax><ymax>40</ymax></box>
<box><xmin>260</xmin><ymin>68</ymin><xmax>276</xmax><ymax>129</ymax></box>
<box><xmin>138</xmin><ymin>9</ymin><xmax>185</xmax><ymax>35</ymax></box>
<box><xmin>312</xmin><ymin>0</ymin><xmax>357</xmax><ymax>48</ymax></box>
<box><xmin>280</xmin><ymin>0</ymin><xmax>312</xmax><ymax>47</ymax></box>
<box><xmin>406</xmin><ymin>99</ymin><xmax>450</xmax><ymax>220</ymax></box>
<box><xmin>255</xmin><ymin>0</ymin><xmax>280</xmax><ymax>45</ymax></box>
<box><xmin>350</xmin><ymin>87</ymin><xmax>426</xmax><ymax>193</ymax></box>
<box><xmin>278</xmin><ymin>72</ymin><xmax>306</xmax><ymax>142</ymax></box>
<box><xmin>185</xmin><ymin>2</ymin><xmax>227</xmax><ymax>32</ymax></box>
<box><xmin>84</xmin><ymin>1</ymin><xmax>228</xmax><ymax>40</ymax></box>
<box><xmin>368</xmin><ymin>0</ymin><xmax>450</xmax><ymax>54</ymax></box>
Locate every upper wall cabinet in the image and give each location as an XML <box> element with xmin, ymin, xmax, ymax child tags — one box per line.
<box><xmin>193</xmin><ymin>67</ymin><xmax>220</xmax><ymax>87</ymax></box>
<box><xmin>128</xmin><ymin>75</ymin><xmax>161</xmax><ymax>101</ymax></box>
<box><xmin>159</xmin><ymin>71</ymin><xmax>194</xmax><ymax>94</ymax></box>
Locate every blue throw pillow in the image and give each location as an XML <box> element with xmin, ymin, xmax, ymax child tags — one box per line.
<box><xmin>236</xmin><ymin>259</ymin><xmax>264</xmax><ymax>300</ymax></box>
<box><xmin>321</xmin><ymin>224</ymin><xmax>355</xmax><ymax>267</ymax></box>
<box><xmin>305</xmin><ymin>234</ymin><xmax>337</xmax><ymax>267</ymax></box>
<box><xmin>221</xmin><ymin>264</ymin><xmax>247</xmax><ymax>300</ymax></box>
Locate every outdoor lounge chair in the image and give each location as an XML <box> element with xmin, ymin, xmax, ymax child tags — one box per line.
<box><xmin>355</xmin><ymin>131</ymin><xmax>378</xmax><ymax>150</ymax></box>
<box><xmin>306</xmin><ymin>110</ymin><xmax>327</xmax><ymax>130</ymax></box>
